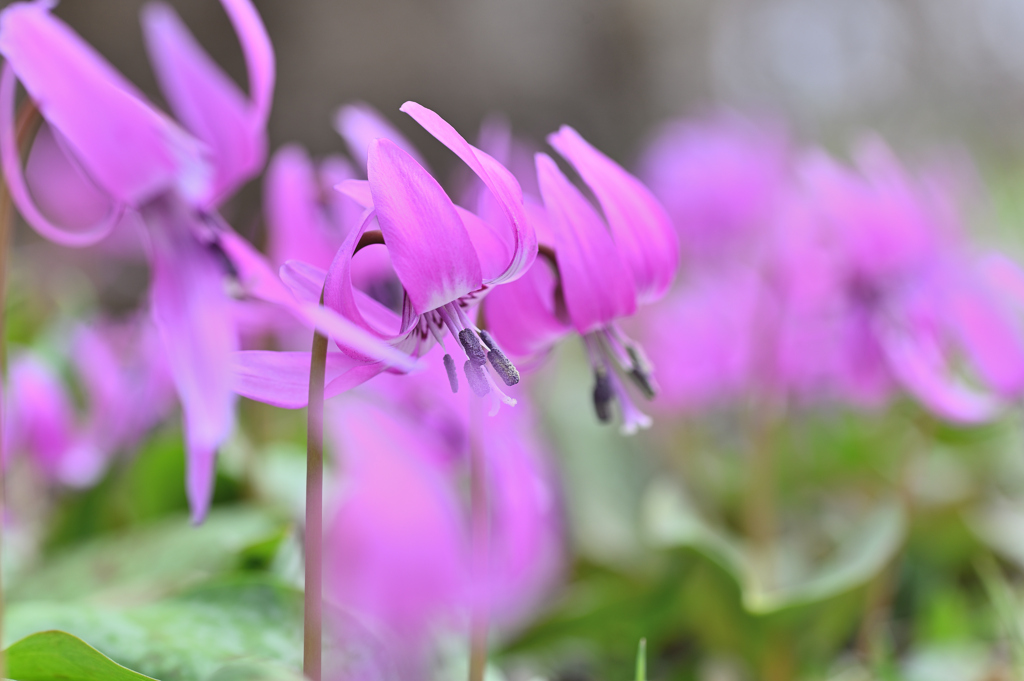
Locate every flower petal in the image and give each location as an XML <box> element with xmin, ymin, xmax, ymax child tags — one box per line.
<box><xmin>368</xmin><ymin>138</ymin><xmax>482</xmax><ymax>315</ymax></box>
<box><xmin>484</xmin><ymin>256</ymin><xmax>571</xmax><ymax>361</ymax></box>
<box><xmin>535</xmin><ymin>152</ymin><xmax>636</xmax><ymax>332</ymax></box>
<box><xmin>146</xmin><ymin>201</ymin><xmax>237</xmax><ymax>523</ymax></box>
<box><xmin>0</xmin><ymin>4</ymin><xmax>208</xmax><ymax>205</ymax></box>
<box><xmin>216</xmin><ymin>229</ymin><xmax>419</xmax><ymax>371</ymax></box>
<box><xmin>335</xmin><ymin>101</ymin><xmax>429</xmax><ymax>173</ymax></box>
<box><xmin>325</xmin><ymin>400</ymin><xmax>467</xmax><ymax>642</ymax></box>
<box><xmin>231</xmin><ymin>350</ymin><xmax>379</xmax><ymax>408</ymax></box>
<box><xmin>400</xmin><ymin>101</ymin><xmax>537</xmax><ymax>284</ymax></box>
<box><xmin>0</xmin><ymin>66</ymin><xmax>121</xmax><ymax>246</ymax></box>
<box><xmin>264</xmin><ymin>145</ymin><xmax>352</xmax><ymax>270</ymax></box>
<box><xmin>880</xmin><ymin>322</ymin><xmax>1003</xmax><ymax>424</ymax></box>
<box><xmin>141</xmin><ymin>0</ymin><xmax>268</xmax><ymax>206</ymax></box>
<box><xmin>218</xmin><ymin>0</ymin><xmax>274</xmax><ymax>125</ymax></box>
<box><xmin>548</xmin><ymin>125</ymin><xmax>679</xmax><ymax>303</ymax></box>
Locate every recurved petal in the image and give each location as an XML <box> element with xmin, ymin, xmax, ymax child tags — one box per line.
<box><xmin>484</xmin><ymin>257</ymin><xmax>571</xmax><ymax>361</ymax></box>
<box><xmin>400</xmin><ymin>102</ymin><xmax>537</xmax><ymax>285</ymax></box>
<box><xmin>0</xmin><ymin>66</ymin><xmax>121</xmax><ymax>246</ymax></box>
<box><xmin>231</xmin><ymin>350</ymin><xmax>379</xmax><ymax>408</ymax></box>
<box><xmin>948</xmin><ymin>279</ymin><xmax>1024</xmax><ymax>398</ymax></box>
<box><xmin>142</xmin><ymin>1</ymin><xmax>266</xmax><ymax>206</ymax></box>
<box><xmin>880</xmin><ymin>322</ymin><xmax>1003</xmax><ymax>424</ymax></box>
<box><xmin>264</xmin><ymin>145</ymin><xmax>344</xmax><ymax>270</ymax></box>
<box><xmin>218</xmin><ymin>0</ymin><xmax>274</xmax><ymax>124</ymax></box>
<box><xmin>216</xmin><ymin>229</ymin><xmax>419</xmax><ymax>371</ymax></box>
<box><xmin>148</xmin><ymin>212</ymin><xmax>237</xmax><ymax>523</ymax></box>
<box><xmin>368</xmin><ymin>138</ymin><xmax>482</xmax><ymax>315</ymax></box>
<box><xmin>548</xmin><ymin>125</ymin><xmax>679</xmax><ymax>303</ymax></box>
<box><xmin>336</xmin><ymin>101</ymin><xmax>429</xmax><ymax>173</ymax></box>
<box><xmin>536</xmin><ymin>152</ymin><xmax>636</xmax><ymax>332</ymax></box>
<box><xmin>0</xmin><ymin>3</ymin><xmax>208</xmax><ymax>205</ymax></box>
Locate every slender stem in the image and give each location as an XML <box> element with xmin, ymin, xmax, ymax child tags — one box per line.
<box><xmin>467</xmin><ymin>400</ymin><xmax>489</xmax><ymax>681</ymax></box>
<box><xmin>303</xmin><ymin>292</ymin><xmax>328</xmax><ymax>681</ymax></box>
<box><xmin>0</xmin><ymin>99</ymin><xmax>40</xmax><ymax>667</ymax></box>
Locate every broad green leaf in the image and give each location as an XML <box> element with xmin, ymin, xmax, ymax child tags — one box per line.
<box><xmin>6</xmin><ymin>578</ymin><xmax>302</xmax><ymax>681</ymax></box>
<box><xmin>10</xmin><ymin>507</ymin><xmax>288</xmax><ymax>604</ymax></box>
<box><xmin>4</xmin><ymin>630</ymin><xmax>157</xmax><ymax>681</ymax></box>
<box><xmin>643</xmin><ymin>481</ymin><xmax>907</xmax><ymax>613</ymax></box>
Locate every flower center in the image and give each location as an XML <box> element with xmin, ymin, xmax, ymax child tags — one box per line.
<box><xmin>433</xmin><ymin>301</ymin><xmax>521</xmax><ymax>402</ymax></box>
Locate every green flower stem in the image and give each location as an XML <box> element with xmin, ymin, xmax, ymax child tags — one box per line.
<box><xmin>303</xmin><ymin>291</ymin><xmax>328</xmax><ymax>681</ymax></box>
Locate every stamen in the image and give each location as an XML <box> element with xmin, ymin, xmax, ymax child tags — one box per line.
<box><xmin>464</xmin><ymin>359</ymin><xmax>490</xmax><ymax>397</ymax></box>
<box><xmin>487</xmin><ymin>349</ymin><xmax>520</xmax><ymax>386</ymax></box>
<box><xmin>459</xmin><ymin>328</ymin><xmax>488</xmax><ymax>367</ymax></box>
<box><xmin>443</xmin><ymin>353</ymin><xmax>459</xmax><ymax>393</ymax></box>
<box><xmin>477</xmin><ymin>330</ymin><xmax>520</xmax><ymax>386</ymax></box>
<box><xmin>592</xmin><ymin>370</ymin><xmax>613</xmax><ymax>423</ymax></box>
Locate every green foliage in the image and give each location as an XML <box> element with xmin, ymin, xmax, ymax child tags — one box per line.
<box><xmin>4</xmin><ymin>630</ymin><xmax>157</xmax><ymax>681</ymax></box>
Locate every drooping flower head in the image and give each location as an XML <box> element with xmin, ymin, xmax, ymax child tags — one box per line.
<box><xmin>485</xmin><ymin>126</ymin><xmax>680</xmax><ymax>432</ymax></box>
<box><xmin>0</xmin><ymin>0</ymin><xmax>275</xmax><ymax>521</ymax></box>
<box><xmin>232</xmin><ymin>102</ymin><xmax>538</xmax><ymax>413</ymax></box>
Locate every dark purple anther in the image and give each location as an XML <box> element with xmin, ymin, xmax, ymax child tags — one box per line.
<box><xmin>459</xmin><ymin>328</ymin><xmax>487</xmax><ymax>366</ymax></box>
<box><xmin>464</xmin><ymin>359</ymin><xmax>490</xmax><ymax>397</ymax></box>
<box><xmin>443</xmin><ymin>353</ymin><xmax>459</xmax><ymax>393</ymax></box>
<box><xmin>478</xmin><ymin>329</ymin><xmax>520</xmax><ymax>386</ymax></box>
<box><xmin>593</xmin><ymin>371</ymin><xmax>613</xmax><ymax>423</ymax></box>
<box><xmin>478</xmin><ymin>329</ymin><xmax>498</xmax><ymax>350</ymax></box>
<box><xmin>487</xmin><ymin>349</ymin><xmax>520</xmax><ymax>386</ymax></box>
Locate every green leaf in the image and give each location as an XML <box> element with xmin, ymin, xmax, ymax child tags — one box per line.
<box><xmin>6</xmin><ymin>578</ymin><xmax>303</xmax><ymax>681</ymax></box>
<box><xmin>4</xmin><ymin>630</ymin><xmax>157</xmax><ymax>681</ymax></box>
<box><xmin>11</xmin><ymin>507</ymin><xmax>288</xmax><ymax>604</ymax></box>
<box><xmin>643</xmin><ymin>481</ymin><xmax>907</xmax><ymax>613</ymax></box>
<box><xmin>635</xmin><ymin>638</ymin><xmax>647</xmax><ymax>681</ymax></box>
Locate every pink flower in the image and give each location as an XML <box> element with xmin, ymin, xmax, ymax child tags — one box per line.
<box><xmin>0</xmin><ymin>0</ymin><xmax>274</xmax><ymax>521</ymax></box>
<box><xmin>485</xmin><ymin>126</ymin><xmax>679</xmax><ymax>432</ymax></box>
<box><xmin>232</xmin><ymin>102</ymin><xmax>537</xmax><ymax>412</ymax></box>
<box><xmin>323</xmin><ymin>346</ymin><xmax>561</xmax><ymax>666</ymax></box>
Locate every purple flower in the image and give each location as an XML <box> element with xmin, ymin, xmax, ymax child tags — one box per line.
<box><xmin>638</xmin><ymin>114</ymin><xmax>789</xmax><ymax>266</ymax></box>
<box><xmin>485</xmin><ymin>127</ymin><xmax>679</xmax><ymax>432</ymax></box>
<box><xmin>232</xmin><ymin>102</ymin><xmax>537</xmax><ymax>411</ymax></box>
<box><xmin>4</xmin><ymin>313</ymin><xmax>172</xmax><ymax>487</ymax></box>
<box><xmin>323</xmin><ymin>346</ymin><xmax>561</xmax><ymax>667</ymax></box>
<box><xmin>638</xmin><ymin>127</ymin><xmax>1024</xmax><ymax>423</ymax></box>
<box><xmin>0</xmin><ymin>0</ymin><xmax>273</xmax><ymax>521</ymax></box>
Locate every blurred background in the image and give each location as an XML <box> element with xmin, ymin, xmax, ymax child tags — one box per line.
<box><xmin>10</xmin><ymin>2</ymin><xmax>1024</xmax><ymax>681</ymax></box>
<box><xmin>42</xmin><ymin>0</ymin><xmax>1024</xmax><ymax>187</ymax></box>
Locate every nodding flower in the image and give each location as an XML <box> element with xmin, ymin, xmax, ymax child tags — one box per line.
<box><xmin>0</xmin><ymin>0</ymin><xmax>275</xmax><ymax>522</ymax></box>
<box><xmin>231</xmin><ymin>102</ymin><xmax>538</xmax><ymax>415</ymax></box>
<box><xmin>485</xmin><ymin>126</ymin><xmax>679</xmax><ymax>434</ymax></box>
